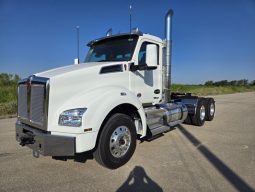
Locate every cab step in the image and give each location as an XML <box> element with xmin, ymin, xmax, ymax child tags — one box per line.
<box><xmin>147</xmin><ymin>124</ymin><xmax>172</xmax><ymax>138</ymax></box>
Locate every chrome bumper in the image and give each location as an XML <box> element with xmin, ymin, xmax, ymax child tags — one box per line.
<box><xmin>15</xmin><ymin>121</ymin><xmax>75</xmax><ymax>157</ymax></box>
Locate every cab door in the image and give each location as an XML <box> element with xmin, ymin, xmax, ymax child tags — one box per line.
<box><xmin>129</xmin><ymin>40</ymin><xmax>162</xmax><ymax>105</ymax></box>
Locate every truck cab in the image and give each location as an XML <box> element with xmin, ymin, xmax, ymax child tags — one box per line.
<box><xmin>86</xmin><ymin>32</ymin><xmax>163</xmax><ymax>104</ymax></box>
<box><xmin>15</xmin><ymin>10</ymin><xmax>215</xmax><ymax>169</ymax></box>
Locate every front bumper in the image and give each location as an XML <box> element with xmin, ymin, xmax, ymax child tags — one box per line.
<box><xmin>16</xmin><ymin>121</ymin><xmax>75</xmax><ymax>157</ymax></box>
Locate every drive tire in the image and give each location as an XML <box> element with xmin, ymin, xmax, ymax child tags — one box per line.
<box><xmin>205</xmin><ymin>98</ymin><xmax>215</xmax><ymax>121</ymax></box>
<box><xmin>94</xmin><ymin>113</ymin><xmax>137</xmax><ymax>169</ymax></box>
<box><xmin>191</xmin><ymin>99</ymin><xmax>206</xmax><ymax>126</ymax></box>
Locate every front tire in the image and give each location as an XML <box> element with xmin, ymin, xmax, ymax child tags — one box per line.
<box><xmin>94</xmin><ymin>113</ymin><xmax>137</xmax><ymax>169</ymax></box>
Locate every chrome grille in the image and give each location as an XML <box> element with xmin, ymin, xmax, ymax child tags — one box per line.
<box><xmin>18</xmin><ymin>84</ymin><xmax>28</xmax><ymax>119</ymax></box>
<box><xmin>17</xmin><ymin>76</ymin><xmax>49</xmax><ymax>130</ymax></box>
<box><xmin>30</xmin><ymin>84</ymin><xmax>45</xmax><ymax>125</ymax></box>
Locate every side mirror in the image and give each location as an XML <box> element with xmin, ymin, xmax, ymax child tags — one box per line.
<box><xmin>146</xmin><ymin>44</ymin><xmax>157</xmax><ymax>67</ymax></box>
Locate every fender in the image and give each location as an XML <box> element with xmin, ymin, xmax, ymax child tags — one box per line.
<box><xmin>83</xmin><ymin>86</ymin><xmax>147</xmax><ymax>137</ymax></box>
<box><xmin>48</xmin><ymin>86</ymin><xmax>147</xmax><ymax>151</ymax></box>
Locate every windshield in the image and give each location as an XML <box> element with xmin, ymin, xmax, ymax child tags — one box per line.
<box><xmin>85</xmin><ymin>35</ymin><xmax>138</xmax><ymax>62</ymax></box>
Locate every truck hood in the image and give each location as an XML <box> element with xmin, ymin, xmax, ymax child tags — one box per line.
<box><xmin>35</xmin><ymin>61</ymin><xmax>130</xmax><ymax>131</ymax></box>
<box><xmin>35</xmin><ymin>61</ymin><xmax>123</xmax><ymax>78</ymax></box>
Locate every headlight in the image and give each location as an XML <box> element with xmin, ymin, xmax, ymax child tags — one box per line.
<box><xmin>58</xmin><ymin>108</ymin><xmax>87</xmax><ymax>127</ymax></box>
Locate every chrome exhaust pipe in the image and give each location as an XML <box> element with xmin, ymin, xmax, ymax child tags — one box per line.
<box><xmin>163</xmin><ymin>9</ymin><xmax>174</xmax><ymax>103</ymax></box>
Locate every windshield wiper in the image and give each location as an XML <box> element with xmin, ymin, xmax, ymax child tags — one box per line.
<box><xmin>97</xmin><ymin>59</ymin><xmax>128</xmax><ymax>62</ymax></box>
<box><xmin>97</xmin><ymin>60</ymin><xmax>110</xmax><ymax>62</ymax></box>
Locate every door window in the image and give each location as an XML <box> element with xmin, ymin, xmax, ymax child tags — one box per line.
<box><xmin>138</xmin><ymin>42</ymin><xmax>159</xmax><ymax>65</ymax></box>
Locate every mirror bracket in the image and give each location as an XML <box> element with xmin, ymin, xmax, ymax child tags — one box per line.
<box><xmin>130</xmin><ymin>63</ymin><xmax>157</xmax><ymax>71</ymax></box>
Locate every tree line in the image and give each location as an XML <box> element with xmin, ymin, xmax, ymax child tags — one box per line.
<box><xmin>0</xmin><ymin>73</ymin><xmax>20</xmax><ymax>86</ymax></box>
<box><xmin>204</xmin><ymin>79</ymin><xmax>255</xmax><ymax>86</ymax></box>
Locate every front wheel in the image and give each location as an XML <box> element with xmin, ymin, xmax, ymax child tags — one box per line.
<box><xmin>94</xmin><ymin>113</ymin><xmax>137</xmax><ymax>169</ymax></box>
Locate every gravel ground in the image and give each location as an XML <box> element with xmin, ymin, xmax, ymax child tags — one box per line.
<box><xmin>0</xmin><ymin>92</ymin><xmax>254</xmax><ymax>192</ymax></box>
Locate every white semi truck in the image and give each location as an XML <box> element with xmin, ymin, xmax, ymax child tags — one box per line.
<box><xmin>16</xmin><ymin>9</ymin><xmax>215</xmax><ymax>169</ymax></box>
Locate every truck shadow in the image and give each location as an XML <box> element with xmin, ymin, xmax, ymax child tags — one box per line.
<box><xmin>116</xmin><ymin>166</ymin><xmax>163</xmax><ymax>192</ymax></box>
<box><xmin>52</xmin><ymin>151</ymin><xmax>94</xmax><ymax>163</ymax></box>
<box><xmin>177</xmin><ymin>124</ymin><xmax>254</xmax><ymax>192</ymax></box>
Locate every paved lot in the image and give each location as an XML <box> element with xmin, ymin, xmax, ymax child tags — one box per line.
<box><xmin>0</xmin><ymin>92</ymin><xmax>255</xmax><ymax>192</ymax></box>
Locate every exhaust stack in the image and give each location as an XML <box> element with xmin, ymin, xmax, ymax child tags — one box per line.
<box><xmin>163</xmin><ymin>9</ymin><xmax>174</xmax><ymax>103</ymax></box>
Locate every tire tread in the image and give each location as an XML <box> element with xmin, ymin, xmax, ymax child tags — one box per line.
<box><xmin>94</xmin><ymin>113</ymin><xmax>136</xmax><ymax>169</ymax></box>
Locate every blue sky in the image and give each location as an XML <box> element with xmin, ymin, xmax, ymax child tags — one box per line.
<box><xmin>0</xmin><ymin>0</ymin><xmax>254</xmax><ymax>84</ymax></box>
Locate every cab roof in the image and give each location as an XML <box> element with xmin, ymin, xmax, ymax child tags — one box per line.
<box><xmin>87</xmin><ymin>32</ymin><xmax>163</xmax><ymax>47</ymax></box>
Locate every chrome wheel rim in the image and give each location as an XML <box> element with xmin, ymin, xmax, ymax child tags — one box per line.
<box><xmin>200</xmin><ymin>105</ymin><xmax>206</xmax><ymax>121</ymax></box>
<box><xmin>109</xmin><ymin>126</ymin><xmax>131</xmax><ymax>158</ymax></box>
<box><xmin>210</xmin><ymin>103</ymin><xmax>215</xmax><ymax>116</ymax></box>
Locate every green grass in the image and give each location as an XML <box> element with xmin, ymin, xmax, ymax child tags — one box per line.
<box><xmin>0</xmin><ymin>101</ymin><xmax>17</xmax><ymax>116</ymax></box>
<box><xmin>171</xmin><ymin>84</ymin><xmax>255</xmax><ymax>96</ymax></box>
<box><xmin>0</xmin><ymin>85</ymin><xmax>17</xmax><ymax>116</ymax></box>
<box><xmin>0</xmin><ymin>85</ymin><xmax>17</xmax><ymax>103</ymax></box>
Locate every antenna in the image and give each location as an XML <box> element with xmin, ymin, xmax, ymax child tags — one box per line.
<box><xmin>106</xmin><ymin>28</ymin><xmax>112</xmax><ymax>36</ymax></box>
<box><xmin>76</xmin><ymin>26</ymin><xmax>80</xmax><ymax>64</ymax></box>
<box><xmin>129</xmin><ymin>5</ymin><xmax>132</xmax><ymax>33</ymax></box>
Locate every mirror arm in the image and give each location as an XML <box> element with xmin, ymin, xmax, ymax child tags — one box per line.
<box><xmin>138</xmin><ymin>64</ymin><xmax>148</xmax><ymax>71</ymax></box>
<box><xmin>129</xmin><ymin>63</ymin><xmax>157</xmax><ymax>71</ymax></box>
<box><xmin>146</xmin><ymin>65</ymin><xmax>157</xmax><ymax>70</ymax></box>
<box><xmin>129</xmin><ymin>63</ymin><xmax>138</xmax><ymax>71</ymax></box>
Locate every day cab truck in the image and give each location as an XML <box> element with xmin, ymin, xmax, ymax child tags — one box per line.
<box><xmin>15</xmin><ymin>9</ymin><xmax>215</xmax><ymax>169</ymax></box>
